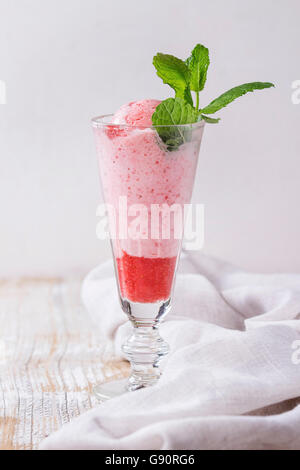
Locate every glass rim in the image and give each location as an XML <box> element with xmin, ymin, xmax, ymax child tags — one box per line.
<box><xmin>91</xmin><ymin>114</ymin><xmax>206</xmax><ymax>130</ymax></box>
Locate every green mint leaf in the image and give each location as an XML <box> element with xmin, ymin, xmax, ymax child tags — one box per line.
<box><xmin>153</xmin><ymin>53</ymin><xmax>193</xmax><ymax>106</ymax></box>
<box><xmin>152</xmin><ymin>97</ymin><xmax>198</xmax><ymax>125</ymax></box>
<box><xmin>152</xmin><ymin>97</ymin><xmax>198</xmax><ymax>150</ymax></box>
<box><xmin>200</xmin><ymin>82</ymin><xmax>275</xmax><ymax>114</ymax></box>
<box><xmin>186</xmin><ymin>44</ymin><xmax>210</xmax><ymax>93</ymax></box>
<box><xmin>200</xmin><ymin>114</ymin><xmax>220</xmax><ymax>124</ymax></box>
<box><xmin>183</xmin><ymin>87</ymin><xmax>194</xmax><ymax>107</ymax></box>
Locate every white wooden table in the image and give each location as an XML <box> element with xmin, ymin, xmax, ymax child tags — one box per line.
<box><xmin>0</xmin><ymin>279</ymin><xmax>129</xmax><ymax>450</ymax></box>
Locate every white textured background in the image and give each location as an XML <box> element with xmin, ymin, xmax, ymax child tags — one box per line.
<box><xmin>0</xmin><ymin>0</ymin><xmax>299</xmax><ymax>277</ymax></box>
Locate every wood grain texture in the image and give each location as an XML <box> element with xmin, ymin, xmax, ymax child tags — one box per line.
<box><xmin>0</xmin><ymin>279</ymin><xmax>129</xmax><ymax>450</ymax></box>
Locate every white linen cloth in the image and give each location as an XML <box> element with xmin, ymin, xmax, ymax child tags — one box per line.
<box><xmin>40</xmin><ymin>252</ymin><xmax>300</xmax><ymax>450</ymax></box>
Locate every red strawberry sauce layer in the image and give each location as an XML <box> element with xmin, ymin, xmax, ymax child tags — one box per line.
<box><xmin>116</xmin><ymin>251</ymin><xmax>177</xmax><ymax>303</ymax></box>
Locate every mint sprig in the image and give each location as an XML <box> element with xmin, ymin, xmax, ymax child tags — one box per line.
<box><xmin>153</xmin><ymin>53</ymin><xmax>193</xmax><ymax>106</ymax></box>
<box><xmin>152</xmin><ymin>97</ymin><xmax>198</xmax><ymax>150</ymax></box>
<box><xmin>152</xmin><ymin>97</ymin><xmax>198</xmax><ymax>126</ymax></box>
<box><xmin>152</xmin><ymin>43</ymin><xmax>275</xmax><ymax>149</ymax></box>
<box><xmin>185</xmin><ymin>44</ymin><xmax>210</xmax><ymax>110</ymax></box>
<box><xmin>201</xmin><ymin>115</ymin><xmax>220</xmax><ymax>124</ymax></box>
<box><xmin>200</xmin><ymin>82</ymin><xmax>274</xmax><ymax>115</ymax></box>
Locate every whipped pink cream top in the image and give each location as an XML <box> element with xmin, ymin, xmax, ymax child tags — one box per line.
<box><xmin>112</xmin><ymin>100</ymin><xmax>161</xmax><ymax>127</ymax></box>
<box><xmin>94</xmin><ymin>100</ymin><xmax>203</xmax><ymax>258</ymax></box>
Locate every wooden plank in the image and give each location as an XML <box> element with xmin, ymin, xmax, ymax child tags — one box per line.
<box><xmin>0</xmin><ymin>279</ymin><xmax>129</xmax><ymax>450</ymax></box>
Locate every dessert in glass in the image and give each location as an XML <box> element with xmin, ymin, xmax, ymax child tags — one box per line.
<box><xmin>92</xmin><ymin>100</ymin><xmax>205</xmax><ymax>399</ymax></box>
<box><xmin>90</xmin><ymin>40</ymin><xmax>274</xmax><ymax>399</ymax></box>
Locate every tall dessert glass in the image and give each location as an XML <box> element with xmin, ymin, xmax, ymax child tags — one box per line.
<box><xmin>92</xmin><ymin>114</ymin><xmax>205</xmax><ymax>399</ymax></box>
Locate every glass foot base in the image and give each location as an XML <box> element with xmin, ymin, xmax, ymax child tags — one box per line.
<box><xmin>94</xmin><ymin>379</ymin><xmax>129</xmax><ymax>401</ymax></box>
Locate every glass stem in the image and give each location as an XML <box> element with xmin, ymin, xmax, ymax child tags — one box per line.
<box><xmin>122</xmin><ymin>324</ymin><xmax>169</xmax><ymax>391</ymax></box>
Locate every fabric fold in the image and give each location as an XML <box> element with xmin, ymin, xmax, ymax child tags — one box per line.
<box><xmin>40</xmin><ymin>253</ymin><xmax>300</xmax><ymax>450</ymax></box>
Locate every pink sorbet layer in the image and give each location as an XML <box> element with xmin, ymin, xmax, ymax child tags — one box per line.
<box><xmin>112</xmin><ymin>100</ymin><xmax>161</xmax><ymax>127</ymax></box>
<box><xmin>95</xmin><ymin>100</ymin><xmax>202</xmax><ymax>260</ymax></box>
